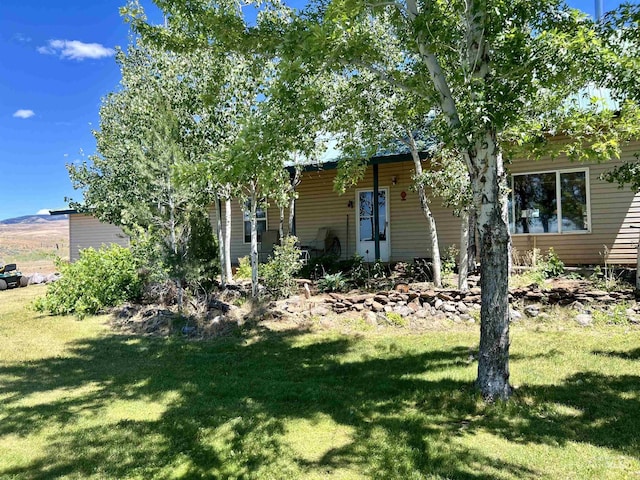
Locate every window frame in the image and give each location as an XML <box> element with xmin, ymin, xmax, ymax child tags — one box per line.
<box><xmin>510</xmin><ymin>167</ymin><xmax>591</xmax><ymax>236</ymax></box>
<box><xmin>243</xmin><ymin>201</ymin><xmax>268</xmax><ymax>244</ymax></box>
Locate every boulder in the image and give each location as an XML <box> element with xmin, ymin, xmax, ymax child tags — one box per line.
<box><xmin>575</xmin><ymin>313</ymin><xmax>593</xmax><ymax>326</ymax></box>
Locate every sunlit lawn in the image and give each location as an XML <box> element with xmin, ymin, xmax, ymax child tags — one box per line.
<box><xmin>1</xmin><ymin>286</ymin><xmax>639</xmax><ymax>479</ymax></box>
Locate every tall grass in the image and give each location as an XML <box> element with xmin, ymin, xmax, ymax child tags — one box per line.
<box><xmin>1</xmin><ymin>287</ymin><xmax>638</xmax><ymax>479</ymax></box>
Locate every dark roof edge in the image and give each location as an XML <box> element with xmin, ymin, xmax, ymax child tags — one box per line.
<box><xmin>289</xmin><ymin>151</ymin><xmax>428</xmax><ymax>174</ymax></box>
<box><xmin>49</xmin><ymin>209</ymin><xmax>78</xmax><ymax>215</ymax></box>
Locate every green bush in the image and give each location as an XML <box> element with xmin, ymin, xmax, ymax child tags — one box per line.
<box><xmin>236</xmin><ymin>256</ymin><xmax>252</xmax><ymax>279</ymax></box>
<box><xmin>441</xmin><ymin>244</ymin><xmax>459</xmax><ymax>276</ymax></box>
<box><xmin>260</xmin><ymin>236</ymin><xmax>303</xmax><ymax>299</ymax></box>
<box><xmin>539</xmin><ymin>247</ymin><xmax>564</xmax><ymax>278</ymax></box>
<box><xmin>317</xmin><ymin>272</ymin><xmax>348</xmax><ymax>293</ymax></box>
<box><xmin>33</xmin><ymin>245</ymin><xmax>142</xmax><ymax>319</ymax></box>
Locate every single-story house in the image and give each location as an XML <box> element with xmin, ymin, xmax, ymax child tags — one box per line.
<box><xmin>57</xmin><ymin>140</ymin><xmax>640</xmax><ymax>267</ymax></box>
<box><xmin>217</xmin><ymin>140</ymin><xmax>640</xmax><ymax>266</ymax></box>
<box><xmin>49</xmin><ymin>209</ymin><xmax>130</xmax><ymax>262</ymax></box>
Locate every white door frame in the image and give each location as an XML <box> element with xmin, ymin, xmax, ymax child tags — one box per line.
<box><xmin>356</xmin><ymin>187</ymin><xmax>390</xmax><ymax>262</ymax></box>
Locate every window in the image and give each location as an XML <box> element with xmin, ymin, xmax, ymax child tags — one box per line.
<box><xmin>509</xmin><ymin>169</ymin><xmax>589</xmax><ymax>234</ymax></box>
<box><xmin>243</xmin><ymin>201</ymin><xmax>267</xmax><ymax>243</ymax></box>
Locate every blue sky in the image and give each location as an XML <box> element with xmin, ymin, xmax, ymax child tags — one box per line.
<box><xmin>0</xmin><ymin>0</ymin><xmax>631</xmax><ymax>220</ymax></box>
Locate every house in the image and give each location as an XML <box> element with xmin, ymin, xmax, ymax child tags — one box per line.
<box><xmin>56</xmin><ymin>141</ymin><xmax>640</xmax><ymax>267</ymax></box>
<box><xmin>49</xmin><ymin>210</ymin><xmax>130</xmax><ymax>262</ymax></box>
<box><xmin>219</xmin><ymin>141</ymin><xmax>640</xmax><ymax>267</ymax></box>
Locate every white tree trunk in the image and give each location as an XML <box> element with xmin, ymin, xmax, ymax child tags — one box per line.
<box><xmin>467</xmin><ymin>208</ymin><xmax>477</xmax><ymax>274</ymax></box>
<box><xmin>470</xmin><ymin>135</ymin><xmax>512</xmax><ymax>402</ymax></box>
<box><xmin>408</xmin><ymin>132</ymin><xmax>442</xmax><ymax>287</ymax></box>
<box><xmin>215</xmin><ymin>196</ymin><xmax>227</xmax><ymax>287</ymax></box>
<box><xmin>224</xmin><ymin>196</ymin><xmax>233</xmax><ymax>283</ymax></box>
<box><xmin>288</xmin><ymin>196</ymin><xmax>295</xmax><ymax>236</ymax></box>
<box><xmin>408</xmin><ymin>0</ymin><xmax>511</xmax><ymax>400</ymax></box>
<box><xmin>249</xmin><ymin>188</ymin><xmax>259</xmax><ymax>298</ymax></box>
<box><xmin>168</xmin><ymin>193</ymin><xmax>184</xmax><ymax>312</ymax></box>
<box><xmin>279</xmin><ymin>205</ymin><xmax>285</xmax><ymax>241</ymax></box>
<box><xmin>288</xmin><ymin>168</ymin><xmax>300</xmax><ymax>236</ymax></box>
<box><xmin>458</xmin><ymin>209</ymin><xmax>469</xmax><ymax>291</ymax></box>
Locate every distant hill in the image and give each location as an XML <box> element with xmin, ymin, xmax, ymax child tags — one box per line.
<box><xmin>0</xmin><ymin>214</ymin><xmax>68</xmax><ymax>225</ymax></box>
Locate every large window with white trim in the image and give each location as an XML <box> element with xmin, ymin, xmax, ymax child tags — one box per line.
<box><xmin>243</xmin><ymin>201</ymin><xmax>267</xmax><ymax>243</ymax></box>
<box><xmin>509</xmin><ymin>168</ymin><xmax>590</xmax><ymax>234</ymax></box>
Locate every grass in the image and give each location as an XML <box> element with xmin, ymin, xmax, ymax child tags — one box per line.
<box><xmin>1</xmin><ymin>287</ymin><xmax>639</xmax><ymax>479</ymax></box>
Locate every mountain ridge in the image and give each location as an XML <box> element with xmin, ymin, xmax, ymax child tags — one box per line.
<box><xmin>0</xmin><ymin>214</ymin><xmax>68</xmax><ymax>225</ymax></box>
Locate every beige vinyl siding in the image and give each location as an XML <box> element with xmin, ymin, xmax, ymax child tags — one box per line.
<box><xmin>218</xmin><ymin>139</ymin><xmax>640</xmax><ymax>266</ymax></box>
<box><xmin>509</xmin><ymin>141</ymin><xmax>640</xmax><ymax>265</ymax></box>
<box><xmin>295</xmin><ymin>162</ymin><xmax>459</xmax><ymax>262</ymax></box>
<box><xmin>209</xmin><ymin>201</ymin><xmax>285</xmax><ymax>265</ymax></box>
<box><xmin>69</xmin><ymin>214</ymin><xmax>130</xmax><ymax>262</ymax></box>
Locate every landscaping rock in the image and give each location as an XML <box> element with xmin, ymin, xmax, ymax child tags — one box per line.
<box><xmin>371</xmin><ymin>301</ymin><xmax>385</xmax><ymax>312</ymax></box>
<box><xmin>510</xmin><ymin>309</ymin><xmax>522</xmax><ymax>321</ymax></box>
<box><xmin>575</xmin><ymin>313</ymin><xmax>593</xmax><ymax>326</ymax></box>
<box><xmin>363</xmin><ymin>311</ymin><xmax>378</xmax><ymax>326</ymax></box>
<box><xmin>310</xmin><ymin>306</ymin><xmax>330</xmax><ymax>316</ymax></box>
<box><xmin>443</xmin><ymin>303</ymin><xmax>457</xmax><ymax>313</ymax></box>
<box><xmin>524</xmin><ymin>305</ymin><xmax>540</xmax><ymax>318</ymax></box>
<box><xmin>434</xmin><ymin>298</ymin><xmax>444</xmax><ymax>310</ymax></box>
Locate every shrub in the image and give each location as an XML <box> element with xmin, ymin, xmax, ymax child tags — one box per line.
<box><xmin>317</xmin><ymin>272</ymin><xmax>348</xmax><ymax>293</ymax></box>
<box><xmin>236</xmin><ymin>256</ymin><xmax>252</xmax><ymax>279</ymax></box>
<box><xmin>442</xmin><ymin>244</ymin><xmax>459</xmax><ymax>276</ymax></box>
<box><xmin>539</xmin><ymin>247</ymin><xmax>564</xmax><ymax>278</ymax></box>
<box><xmin>260</xmin><ymin>236</ymin><xmax>303</xmax><ymax>299</ymax></box>
<box><xmin>386</xmin><ymin>311</ymin><xmax>408</xmax><ymax>327</ymax></box>
<box><xmin>33</xmin><ymin>245</ymin><xmax>142</xmax><ymax>319</ymax></box>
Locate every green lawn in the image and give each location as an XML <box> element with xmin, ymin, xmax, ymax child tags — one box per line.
<box><xmin>1</xmin><ymin>287</ymin><xmax>639</xmax><ymax>479</ymax></box>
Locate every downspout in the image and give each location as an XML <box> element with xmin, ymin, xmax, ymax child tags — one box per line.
<box><xmin>373</xmin><ymin>163</ymin><xmax>380</xmax><ymax>261</ymax></box>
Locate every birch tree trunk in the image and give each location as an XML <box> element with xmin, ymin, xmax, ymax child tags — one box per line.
<box><xmin>468</xmin><ymin>208</ymin><xmax>477</xmax><ymax>274</ymax></box>
<box><xmin>249</xmin><ymin>187</ymin><xmax>259</xmax><ymax>298</ymax></box>
<box><xmin>407</xmin><ymin>0</ymin><xmax>512</xmax><ymax>400</ymax></box>
<box><xmin>288</xmin><ymin>168</ymin><xmax>300</xmax><ymax>236</ymax></box>
<box><xmin>215</xmin><ymin>196</ymin><xmax>227</xmax><ymax>287</ymax></box>
<box><xmin>458</xmin><ymin>209</ymin><xmax>469</xmax><ymax>291</ymax></box>
<box><xmin>167</xmin><ymin>191</ymin><xmax>184</xmax><ymax>312</ymax></box>
<box><xmin>288</xmin><ymin>196</ymin><xmax>295</xmax><ymax>236</ymax></box>
<box><xmin>470</xmin><ymin>137</ymin><xmax>511</xmax><ymax>401</ymax></box>
<box><xmin>408</xmin><ymin>133</ymin><xmax>442</xmax><ymax>287</ymax></box>
<box><xmin>224</xmin><ymin>196</ymin><xmax>233</xmax><ymax>283</ymax></box>
<box><xmin>279</xmin><ymin>205</ymin><xmax>285</xmax><ymax>241</ymax></box>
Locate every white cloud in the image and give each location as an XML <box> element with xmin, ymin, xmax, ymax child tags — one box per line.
<box><xmin>37</xmin><ymin>39</ymin><xmax>115</xmax><ymax>61</ymax></box>
<box><xmin>13</xmin><ymin>109</ymin><xmax>35</xmax><ymax>119</ymax></box>
<box><xmin>36</xmin><ymin>209</ymin><xmax>51</xmax><ymax>215</ymax></box>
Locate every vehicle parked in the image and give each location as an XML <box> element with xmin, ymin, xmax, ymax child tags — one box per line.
<box><xmin>0</xmin><ymin>264</ymin><xmax>28</xmax><ymax>290</ymax></box>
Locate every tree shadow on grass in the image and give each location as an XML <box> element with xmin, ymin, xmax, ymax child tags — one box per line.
<box><xmin>0</xmin><ymin>328</ymin><xmax>638</xmax><ymax>478</ymax></box>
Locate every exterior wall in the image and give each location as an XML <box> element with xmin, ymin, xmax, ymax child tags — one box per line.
<box><xmin>218</xmin><ymin>140</ymin><xmax>640</xmax><ymax>266</ymax></box>
<box><xmin>294</xmin><ymin>162</ymin><xmax>458</xmax><ymax>263</ymax></box>
<box><xmin>209</xmin><ymin>201</ymin><xmax>288</xmax><ymax>265</ymax></box>
<box><xmin>509</xmin><ymin>141</ymin><xmax>640</xmax><ymax>265</ymax></box>
<box><xmin>69</xmin><ymin>214</ymin><xmax>130</xmax><ymax>262</ymax></box>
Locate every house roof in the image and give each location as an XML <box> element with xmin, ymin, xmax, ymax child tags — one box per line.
<box><xmin>49</xmin><ymin>209</ymin><xmax>78</xmax><ymax>215</ymax></box>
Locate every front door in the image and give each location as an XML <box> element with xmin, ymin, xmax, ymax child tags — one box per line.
<box><xmin>356</xmin><ymin>188</ymin><xmax>389</xmax><ymax>262</ymax></box>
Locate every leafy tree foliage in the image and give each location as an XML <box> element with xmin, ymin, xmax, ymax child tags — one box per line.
<box><xmin>285</xmin><ymin>0</ymin><xmax>640</xmax><ymax>400</ymax></box>
<box><xmin>33</xmin><ymin>245</ymin><xmax>142</xmax><ymax>319</ymax></box>
<box><xmin>68</xmin><ymin>41</ymin><xmax>219</xmax><ymax>299</ymax></box>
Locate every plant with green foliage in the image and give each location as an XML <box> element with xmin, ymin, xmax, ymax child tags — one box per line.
<box><xmin>33</xmin><ymin>245</ymin><xmax>142</xmax><ymax>319</ymax></box>
<box><xmin>539</xmin><ymin>248</ymin><xmax>565</xmax><ymax>279</ymax></box>
<box><xmin>260</xmin><ymin>236</ymin><xmax>303</xmax><ymax>299</ymax></box>
<box><xmin>317</xmin><ymin>272</ymin><xmax>348</xmax><ymax>293</ymax></box>
<box><xmin>441</xmin><ymin>244</ymin><xmax>460</xmax><ymax>277</ymax></box>
<box><xmin>236</xmin><ymin>256</ymin><xmax>252</xmax><ymax>279</ymax></box>
<box><xmin>385</xmin><ymin>311</ymin><xmax>408</xmax><ymax>327</ymax></box>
